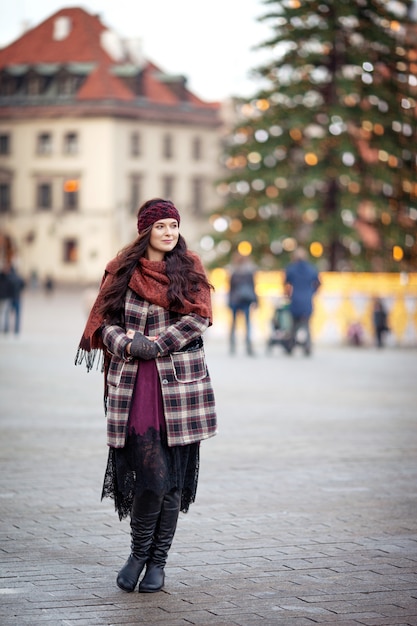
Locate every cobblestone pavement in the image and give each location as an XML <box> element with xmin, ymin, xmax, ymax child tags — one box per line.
<box><xmin>1</xmin><ymin>289</ymin><xmax>417</xmax><ymax>626</ymax></box>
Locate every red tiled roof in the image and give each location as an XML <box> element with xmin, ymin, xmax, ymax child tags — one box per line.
<box><xmin>142</xmin><ymin>61</ymin><xmax>219</xmax><ymax>109</ymax></box>
<box><xmin>141</xmin><ymin>61</ymin><xmax>181</xmax><ymax>105</ymax></box>
<box><xmin>77</xmin><ymin>65</ymin><xmax>134</xmax><ymax>101</ymax></box>
<box><xmin>0</xmin><ymin>8</ymin><xmax>111</xmax><ymax>66</ymax></box>
<box><xmin>0</xmin><ymin>6</ymin><xmax>220</xmax><ymax>107</ymax></box>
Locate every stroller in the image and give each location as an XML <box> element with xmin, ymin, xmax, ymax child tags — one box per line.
<box><xmin>266</xmin><ymin>300</ymin><xmax>311</xmax><ymax>355</ymax></box>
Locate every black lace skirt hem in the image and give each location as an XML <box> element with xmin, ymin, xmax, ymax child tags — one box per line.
<box><xmin>101</xmin><ymin>429</ymin><xmax>200</xmax><ymax>520</ymax></box>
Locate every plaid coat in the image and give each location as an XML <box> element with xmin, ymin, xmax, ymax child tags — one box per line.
<box><xmin>101</xmin><ymin>288</ymin><xmax>217</xmax><ymax>448</ymax></box>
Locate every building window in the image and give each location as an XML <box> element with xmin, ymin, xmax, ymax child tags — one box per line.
<box><xmin>37</xmin><ymin>183</ymin><xmax>52</xmax><ymax>210</ymax></box>
<box><xmin>162</xmin><ymin>175</ymin><xmax>175</xmax><ymax>199</ymax></box>
<box><xmin>191</xmin><ymin>177</ymin><xmax>204</xmax><ymax>215</ymax></box>
<box><xmin>63</xmin><ymin>238</ymin><xmax>78</xmax><ymax>263</ymax></box>
<box><xmin>37</xmin><ymin>132</ymin><xmax>52</xmax><ymax>155</ymax></box>
<box><xmin>0</xmin><ymin>134</ymin><xmax>10</xmax><ymax>155</ymax></box>
<box><xmin>2</xmin><ymin>77</ymin><xmax>17</xmax><ymax>96</ymax></box>
<box><xmin>27</xmin><ymin>76</ymin><xmax>42</xmax><ymax>95</ymax></box>
<box><xmin>192</xmin><ymin>136</ymin><xmax>202</xmax><ymax>161</ymax></box>
<box><xmin>0</xmin><ymin>182</ymin><xmax>11</xmax><ymax>213</ymax></box>
<box><xmin>63</xmin><ymin>132</ymin><xmax>78</xmax><ymax>155</ymax></box>
<box><xmin>58</xmin><ymin>74</ymin><xmax>78</xmax><ymax>96</ymax></box>
<box><xmin>130</xmin><ymin>175</ymin><xmax>142</xmax><ymax>213</ymax></box>
<box><xmin>131</xmin><ymin>132</ymin><xmax>141</xmax><ymax>157</ymax></box>
<box><xmin>63</xmin><ymin>179</ymin><xmax>79</xmax><ymax>210</ymax></box>
<box><xmin>162</xmin><ymin>133</ymin><xmax>173</xmax><ymax>159</ymax></box>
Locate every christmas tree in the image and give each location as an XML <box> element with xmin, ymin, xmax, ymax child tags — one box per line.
<box><xmin>208</xmin><ymin>0</ymin><xmax>417</xmax><ymax>271</ymax></box>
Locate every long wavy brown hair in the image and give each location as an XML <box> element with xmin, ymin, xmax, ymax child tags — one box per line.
<box><xmin>98</xmin><ymin>198</ymin><xmax>212</xmax><ymax>323</ymax></box>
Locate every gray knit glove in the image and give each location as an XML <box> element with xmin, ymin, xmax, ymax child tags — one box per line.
<box><xmin>130</xmin><ymin>332</ymin><xmax>159</xmax><ymax>360</ymax></box>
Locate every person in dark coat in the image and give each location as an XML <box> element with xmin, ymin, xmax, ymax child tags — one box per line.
<box><xmin>76</xmin><ymin>199</ymin><xmax>217</xmax><ymax>594</ymax></box>
<box><xmin>284</xmin><ymin>247</ymin><xmax>320</xmax><ymax>355</ymax></box>
<box><xmin>4</xmin><ymin>265</ymin><xmax>25</xmax><ymax>334</ymax></box>
<box><xmin>0</xmin><ymin>265</ymin><xmax>14</xmax><ymax>332</ymax></box>
<box><xmin>227</xmin><ymin>252</ymin><xmax>257</xmax><ymax>355</ymax></box>
<box><xmin>372</xmin><ymin>297</ymin><xmax>389</xmax><ymax>348</ymax></box>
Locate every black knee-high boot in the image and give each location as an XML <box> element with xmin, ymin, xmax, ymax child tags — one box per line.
<box><xmin>116</xmin><ymin>490</ymin><xmax>163</xmax><ymax>592</ymax></box>
<box><xmin>138</xmin><ymin>489</ymin><xmax>181</xmax><ymax>593</ymax></box>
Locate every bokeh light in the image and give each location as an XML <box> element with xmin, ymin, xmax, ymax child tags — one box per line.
<box><xmin>200</xmin><ymin>235</ymin><xmax>214</xmax><ymax>251</ymax></box>
<box><xmin>229</xmin><ymin>219</ymin><xmax>243</xmax><ymax>233</ymax></box>
<box><xmin>256</xmin><ymin>99</ymin><xmax>270</xmax><ymax>111</ymax></box>
<box><xmin>243</xmin><ymin>206</ymin><xmax>257</xmax><ymax>219</ymax></box>
<box><xmin>213</xmin><ymin>216</ymin><xmax>229</xmax><ymax>232</ymax></box>
<box><xmin>305</xmin><ymin>152</ymin><xmax>318</xmax><ymax>166</ymax></box>
<box><xmin>310</xmin><ymin>241</ymin><xmax>323</xmax><ymax>257</ymax></box>
<box><xmin>393</xmin><ymin>245</ymin><xmax>404</xmax><ymax>261</ymax></box>
<box><xmin>237</xmin><ymin>241</ymin><xmax>253</xmax><ymax>256</ymax></box>
<box><xmin>282</xmin><ymin>237</ymin><xmax>297</xmax><ymax>252</ymax></box>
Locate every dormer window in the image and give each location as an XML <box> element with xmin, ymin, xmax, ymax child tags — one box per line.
<box><xmin>53</xmin><ymin>16</ymin><xmax>71</xmax><ymax>41</ymax></box>
<box><xmin>28</xmin><ymin>76</ymin><xmax>42</xmax><ymax>96</ymax></box>
<box><xmin>58</xmin><ymin>75</ymin><xmax>77</xmax><ymax>96</ymax></box>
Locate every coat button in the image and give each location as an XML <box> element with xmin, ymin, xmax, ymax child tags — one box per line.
<box><xmin>162</xmin><ymin>379</ymin><xmax>168</xmax><ymax>385</ymax></box>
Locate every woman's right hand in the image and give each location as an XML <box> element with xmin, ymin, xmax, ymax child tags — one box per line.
<box><xmin>129</xmin><ymin>332</ymin><xmax>160</xmax><ymax>359</ymax></box>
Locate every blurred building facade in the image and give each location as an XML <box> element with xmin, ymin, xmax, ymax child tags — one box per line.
<box><xmin>0</xmin><ymin>8</ymin><xmax>223</xmax><ymax>284</ymax></box>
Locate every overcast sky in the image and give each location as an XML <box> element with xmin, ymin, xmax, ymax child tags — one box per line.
<box><xmin>0</xmin><ymin>0</ymin><xmax>272</xmax><ymax>102</ymax></box>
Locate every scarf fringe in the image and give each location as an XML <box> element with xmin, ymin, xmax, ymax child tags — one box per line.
<box><xmin>74</xmin><ymin>347</ymin><xmax>104</xmax><ymax>373</ymax></box>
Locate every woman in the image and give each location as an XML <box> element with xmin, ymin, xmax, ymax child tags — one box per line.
<box><xmin>76</xmin><ymin>198</ymin><xmax>217</xmax><ymax>593</ymax></box>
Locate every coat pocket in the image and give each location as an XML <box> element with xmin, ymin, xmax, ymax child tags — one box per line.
<box><xmin>170</xmin><ymin>348</ymin><xmax>207</xmax><ymax>383</ymax></box>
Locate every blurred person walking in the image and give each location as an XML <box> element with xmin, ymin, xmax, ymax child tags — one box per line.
<box><xmin>0</xmin><ymin>263</ymin><xmax>13</xmax><ymax>332</ymax></box>
<box><xmin>227</xmin><ymin>252</ymin><xmax>257</xmax><ymax>356</ymax></box>
<box><xmin>372</xmin><ymin>296</ymin><xmax>390</xmax><ymax>348</ymax></box>
<box><xmin>76</xmin><ymin>198</ymin><xmax>217</xmax><ymax>593</ymax></box>
<box><xmin>284</xmin><ymin>247</ymin><xmax>320</xmax><ymax>355</ymax></box>
<box><xmin>4</xmin><ymin>265</ymin><xmax>25</xmax><ymax>334</ymax></box>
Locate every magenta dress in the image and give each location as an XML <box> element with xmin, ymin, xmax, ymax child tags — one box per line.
<box><xmin>102</xmin><ymin>348</ymin><xmax>200</xmax><ymax>520</ymax></box>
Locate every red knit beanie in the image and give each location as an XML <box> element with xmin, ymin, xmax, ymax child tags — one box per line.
<box><xmin>137</xmin><ymin>200</ymin><xmax>181</xmax><ymax>233</ymax></box>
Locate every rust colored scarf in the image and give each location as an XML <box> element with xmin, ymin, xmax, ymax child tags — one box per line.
<box><xmin>76</xmin><ymin>252</ymin><xmax>212</xmax><ymax>371</ymax></box>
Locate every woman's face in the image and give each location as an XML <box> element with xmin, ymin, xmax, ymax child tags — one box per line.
<box><xmin>146</xmin><ymin>218</ymin><xmax>179</xmax><ymax>261</ymax></box>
